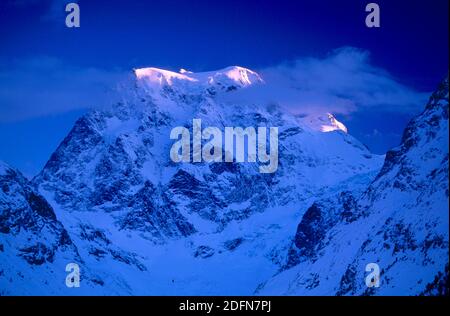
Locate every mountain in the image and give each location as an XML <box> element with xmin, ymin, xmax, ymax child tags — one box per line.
<box><xmin>258</xmin><ymin>77</ymin><xmax>449</xmax><ymax>295</ymax></box>
<box><xmin>0</xmin><ymin>161</ymin><xmax>81</xmax><ymax>294</ymax></box>
<box><xmin>1</xmin><ymin>66</ymin><xmax>446</xmax><ymax>295</ymax></box>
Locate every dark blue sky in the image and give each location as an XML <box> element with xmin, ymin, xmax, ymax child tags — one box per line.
<box><xmin>0</xmin><ymin>0</ymin><xmax>448</xmax><ymax>176</ymax></box>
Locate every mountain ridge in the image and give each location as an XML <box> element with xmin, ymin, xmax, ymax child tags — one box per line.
<box><xmin>0</xmin><ymin>67</ymin><xmax>447</xmax><ymax>295</ymax></box>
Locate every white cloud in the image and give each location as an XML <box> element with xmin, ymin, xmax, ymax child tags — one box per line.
<box><xmin>0</xmin><ymin>47</ymin><xmax>429</xmax><ymax>123</ymax></box>
<box><xmin>0</xmin><ymin>56</ymin><xmax>126</xmax><ymax>122</ymax></box>
<box><xmin>220</xmin><ymin>47</ymin><xmax>429</xmax><ymax>117</ymax></box>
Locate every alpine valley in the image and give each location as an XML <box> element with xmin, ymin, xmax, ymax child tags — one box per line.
<box><xmin>0</xmin><ymin>66</ymin><xmax>448</xmax><ymax>295</ymax></box>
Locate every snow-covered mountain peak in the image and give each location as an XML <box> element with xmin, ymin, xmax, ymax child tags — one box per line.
<box><xmin>134</xmin><ymin>67</ymin><xmax>197</xmax><ymax>85</ymax></box>
<box><xmin>133</xmin><ymin>65</ymin><xmax>263</xmax><ymax>93</ymax></box>
<box><xmin>199</xmin><ymin>65</ymin><xmax>264</xmax><ymax>87</ymax></box>
<box><xmin>5</xmin><ymin>71</ymin><xmax>447</xmax><ymax>297</ymax></box>
<box><xmin>299</xmin><ymin>112</ymin><xmax>348</xmax><ymax>133</ymax></box>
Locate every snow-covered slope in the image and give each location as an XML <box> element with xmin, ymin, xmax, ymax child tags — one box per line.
<box><xmin>33</xmin><ymin>65</ymin><xmax>381</xmax><ymax>234</ymax></box>
<box><xmin>134</xmin><ymin>66</ymin><xmax>263</xmax><ymax>91</ymax></box>
<box><xmin>299</xmin><ymin>113</ymin><xmax>348</xmax><ymax>133</ymax></box>
<box><xmin>2</xmin><ymin>66</ymin><xmax>445</xmax><ymax>295</ymax></box>
<box><xmin>25</xmin><ymin>66</ymin><xmax>383</xmax><ymax>294</ymax></box>
<box><xmin>258</xmin><ymin>77</ymin><xmax>449</xmax><ymax>295</ymax></box>
<box><xmin>0</xmin><ymin>161</ymin><xmax>91</xmax><ymax>294</ymax></box>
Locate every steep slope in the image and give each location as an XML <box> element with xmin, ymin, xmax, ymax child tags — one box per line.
<box><xmin>34</xmin><ymin>66</ymin><xmax>382</xmax><ymax>232</ymax></box>
<box><xmin>0</xmin><ymin>161</ymin><xmax>82</xmax><ymax>294</ymax></box>
<box><xmin>3</xmin><ymin>66</ymin><xmax>384</xmax><ymax>294</ymax></box>
<box><xmin>259</xmin><ymin>77</ymin><xmax>449</xmax><ymax>295</ymax></box>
